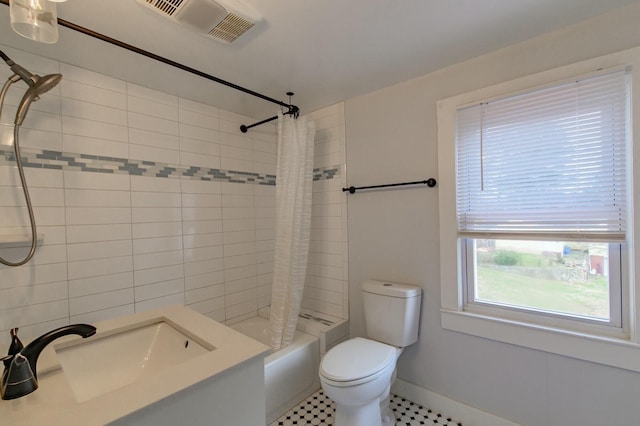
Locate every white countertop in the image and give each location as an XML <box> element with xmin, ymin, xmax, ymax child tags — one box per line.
<box><xmin>0</xmin><ymin>305</ymin><xmax>270</xmax><ymax>425</ymax></box>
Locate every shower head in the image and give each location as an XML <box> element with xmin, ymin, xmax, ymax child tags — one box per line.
<box><xmin>15</xmin><ymin>73</ymin><xmax>62</xmax><ymax>125</ymax></box>
<box><xmin>0</xmin><ymin>49</ymin><xmax>63</xmax><ymax>125</ymax></box>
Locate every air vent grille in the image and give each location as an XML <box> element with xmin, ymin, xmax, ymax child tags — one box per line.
<box><xmin>144</xmin><ymin>0</ymin><xmax>185</xmax><ymax>16</ymax></box>
<box><xmin>137</xmin><ymin>0</ymin><xmax>261</xmax><ymax>43</ymax></box>
<box><xmin>209</xmin><ymin>13</ymin><xmax>255</xmax><ymax>43</ymax></box>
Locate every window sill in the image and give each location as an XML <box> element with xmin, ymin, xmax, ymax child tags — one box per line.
<box><xmin>441</xmin><ymin>309</ymin><xmax>640</xmax><ymax>372</ymax></box>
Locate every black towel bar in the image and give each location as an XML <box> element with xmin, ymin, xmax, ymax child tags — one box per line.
<box><xmin>342</xmin><ymin>178</ymin><xmax>437</xmax><ymax>194</ymax></box>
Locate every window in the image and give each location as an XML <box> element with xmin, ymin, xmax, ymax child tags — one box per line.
<box><xmin>463</xmin><ymin>239</ymin><xmax>623</xmax><ymax>333</ymax></box>
<box><xmin>437</xmin><ymin>48</ymin><xmax>640</xmax><ymax>372</ymax></box>
<box><xmin>456</xmin><ymin>70</ymin><xmax>628</xmax><ymax>335</ymax></box>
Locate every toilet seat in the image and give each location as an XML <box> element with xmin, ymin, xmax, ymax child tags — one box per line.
<box><xmin>320</xmin><ymin>338</ymin><xmax>396</xmax><ymax>386</ymax></box>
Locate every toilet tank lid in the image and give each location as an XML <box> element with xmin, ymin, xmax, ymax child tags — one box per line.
<box><xmin>362</xmin><ymin>280</ymin><xmax>422</xmax><ymax>298</ymax></box>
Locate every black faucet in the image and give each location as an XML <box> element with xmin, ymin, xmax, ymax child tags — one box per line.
<box><xmin>1</xmin><ymin>324</ymin><xmax>96</xmax><ymax>400</ymax></box>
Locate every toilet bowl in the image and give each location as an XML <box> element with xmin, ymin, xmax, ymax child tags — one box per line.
<box><xmin>319</xmin><ymin>337</ymin><xmax>399</xmax><ymax>426</ymax></box>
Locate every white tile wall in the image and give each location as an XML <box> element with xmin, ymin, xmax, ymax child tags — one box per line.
<box><xmin>131</xmin><ymin>174</ymin><xmax>185</xmax><ymax>312</ymax></box>
<box><xmin>182</xmin><ymin>176</ymin><xmax>225</xmax><ymax>322</ymax></box>
<box><xmin>223</xmin><ymin>180</ymin><xmax>257</xmax><ymax>322</ymax></box>
<box><xmin>304</xmin><ymin>104</ymin><xmax>349</xmax><ymax>319</ymax></box>
<box><xmin>0</xmin><ymin>45</ymin><xmax>348</xmax><ymax>348</ymax></box>
<box><xmin>255</xmin><ymin>184</ymin><xmax>275</xmax><ymax>309</ymax></box>
<box><xmin>64</xmin><ymin>169</ymin><xmax>134</xmax><ymax>325</ymax></box>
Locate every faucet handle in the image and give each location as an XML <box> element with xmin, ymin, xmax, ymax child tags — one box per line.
<box><xmin>4</xmin><ymin>328</ymin><xmax>24</xmax><ymax>369</ymax></box>
<box><xmin>9</xmin><ymin>328</ymin><xmax>24</xmax><ymax>355</ymax></box>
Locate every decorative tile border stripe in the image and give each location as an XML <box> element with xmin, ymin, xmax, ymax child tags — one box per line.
<box><xmin>0</xmin><ymin>147</ymin><xmax>340</xmax><ymax>184</ymax></box>
<box><xmin>314</xmin><ymin>166</ymin><xmax>339</xmax><ymax>181</ymax></box>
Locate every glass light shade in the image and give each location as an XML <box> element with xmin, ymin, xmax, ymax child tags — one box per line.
<box><xmin>10</xmin><ymin>0</ymin><xmax>59</xmax><ymax>44</ymax></box>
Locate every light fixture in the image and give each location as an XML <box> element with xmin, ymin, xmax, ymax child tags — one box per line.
<box><xmin>10</xmin><ymin>0</ymin><xmax>59</xmax><ymax>44</ymax></box>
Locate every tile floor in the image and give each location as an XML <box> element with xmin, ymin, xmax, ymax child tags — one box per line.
<box><xmin>270</xmin><ymin>389</ymin><xmax>462</xmax><ymax>426</ymax></box>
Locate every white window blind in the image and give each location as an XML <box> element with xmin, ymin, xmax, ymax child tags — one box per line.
<box><xmin>455</xmin><ymin>70</ymin><xmax>628</xmax><ymax>241</ymax></box>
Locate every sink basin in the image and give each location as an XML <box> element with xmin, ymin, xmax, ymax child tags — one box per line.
<box><xmin>55</xmin><ymin>320</ymin><xmax>213</xmax><ymax>402</ymax></box>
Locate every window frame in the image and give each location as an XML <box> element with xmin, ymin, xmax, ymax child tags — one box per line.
<box><xmin>462</xmin><ymin>239</ymin><xmax>627</xmax><ymax>338</ymax></box>
<box><xmin>437</xmin><ymin>47</ymin><xmax>640</xmax><ymax>372</ymax></box>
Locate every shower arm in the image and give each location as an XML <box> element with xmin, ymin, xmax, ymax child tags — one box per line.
<box><xmin>0</xmin><ymin>0</ymin><xmax>299</xmax><ymax>133</ymax></box>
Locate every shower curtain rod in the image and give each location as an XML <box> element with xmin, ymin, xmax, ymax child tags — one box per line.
<box><xmin>0</xmin><ymin>0</ymin><xmax>299</xmax><ymax>133</ymax></box>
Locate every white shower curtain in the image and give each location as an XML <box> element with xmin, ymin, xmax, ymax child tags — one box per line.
<box><xmin>270</xmin><ymin>111</ymin><xmax>315</xmax><ymax>351</ymax></box>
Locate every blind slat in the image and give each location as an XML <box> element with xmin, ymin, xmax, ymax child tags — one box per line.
<box><xmin>455</xmin><ymin>70</ymin><xmax>628</xmax><ymax>240</ymax></box>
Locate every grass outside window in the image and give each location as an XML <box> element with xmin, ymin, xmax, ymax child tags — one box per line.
<box><xmin>471</xmin><ymin>240</ymin><xmax>611</xmax><ymax>322</ymax></box>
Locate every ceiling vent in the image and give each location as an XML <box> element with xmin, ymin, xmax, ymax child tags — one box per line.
<box><xmin>137</xmin><ymin>0</ymin><xmax>262</xmax><ymax>43</ymax></box>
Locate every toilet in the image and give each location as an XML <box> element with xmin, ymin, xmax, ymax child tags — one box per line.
<box><xmin>319</xmin><ymin>280</ymin><xmax>422</xmax><ymax>426</ymax></box>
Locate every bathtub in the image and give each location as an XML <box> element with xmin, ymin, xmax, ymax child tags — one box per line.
<box><xmin>230</xmin><ymin>316</ymin><xmax>320</xmax><ymax>424</ymax></box>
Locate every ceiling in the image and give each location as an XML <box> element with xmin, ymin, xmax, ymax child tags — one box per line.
<box><xmin>1</xmin><ymin>0</ymin><xmax>639</xmax><ymax>119</ymax></box>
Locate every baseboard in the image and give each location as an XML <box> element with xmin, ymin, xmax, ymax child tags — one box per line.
<box><xmin>391</xmin><ymin>379</ymin><xmax>522</xmax><ymax>426</ymax></box>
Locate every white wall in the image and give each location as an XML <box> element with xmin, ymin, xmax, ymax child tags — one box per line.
<box><xmin>0</xmin><ymin>44</ymin><xmax>348</xmax><ymax>348</ymax></box>
<box><xmin>345</xmin><ymin>3</ymin><xmax>640</xmax><ymax>426</ymax></box>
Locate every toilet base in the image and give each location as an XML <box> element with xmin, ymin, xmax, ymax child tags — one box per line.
<box><xmin>380</xmin><ymin>390</ymin><xmax>395</xmax><ymax>426</ymax></box>
<box><xmin>331</xmin><ymin>392</ymin><xmax>395</xmax><ymax>426</ymax></box>
<box><xmin>328</xmin><ymin>382</ymin><xmax>395</xmax><ymax>426</ymax></box>
<box><xmin>334</xmin><ymin>399</ymin><xmax>383</xmax><ymax>426</ymax></box>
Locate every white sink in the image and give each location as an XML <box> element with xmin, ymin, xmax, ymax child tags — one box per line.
<box><xmin>55</xmin><ymin>320</ymin><xmax>213</xmax><ymax>402</ymax></box>
<box><xmin>1</xmin><ymin>305</ymin><xmax>270</xmax><ymax>426</ymax></box>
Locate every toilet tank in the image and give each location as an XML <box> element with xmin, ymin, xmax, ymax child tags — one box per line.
<box><xmin>362</xmin><ymin>280</ymin><xmax>422</xmax><ymax>347</ymax></box>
